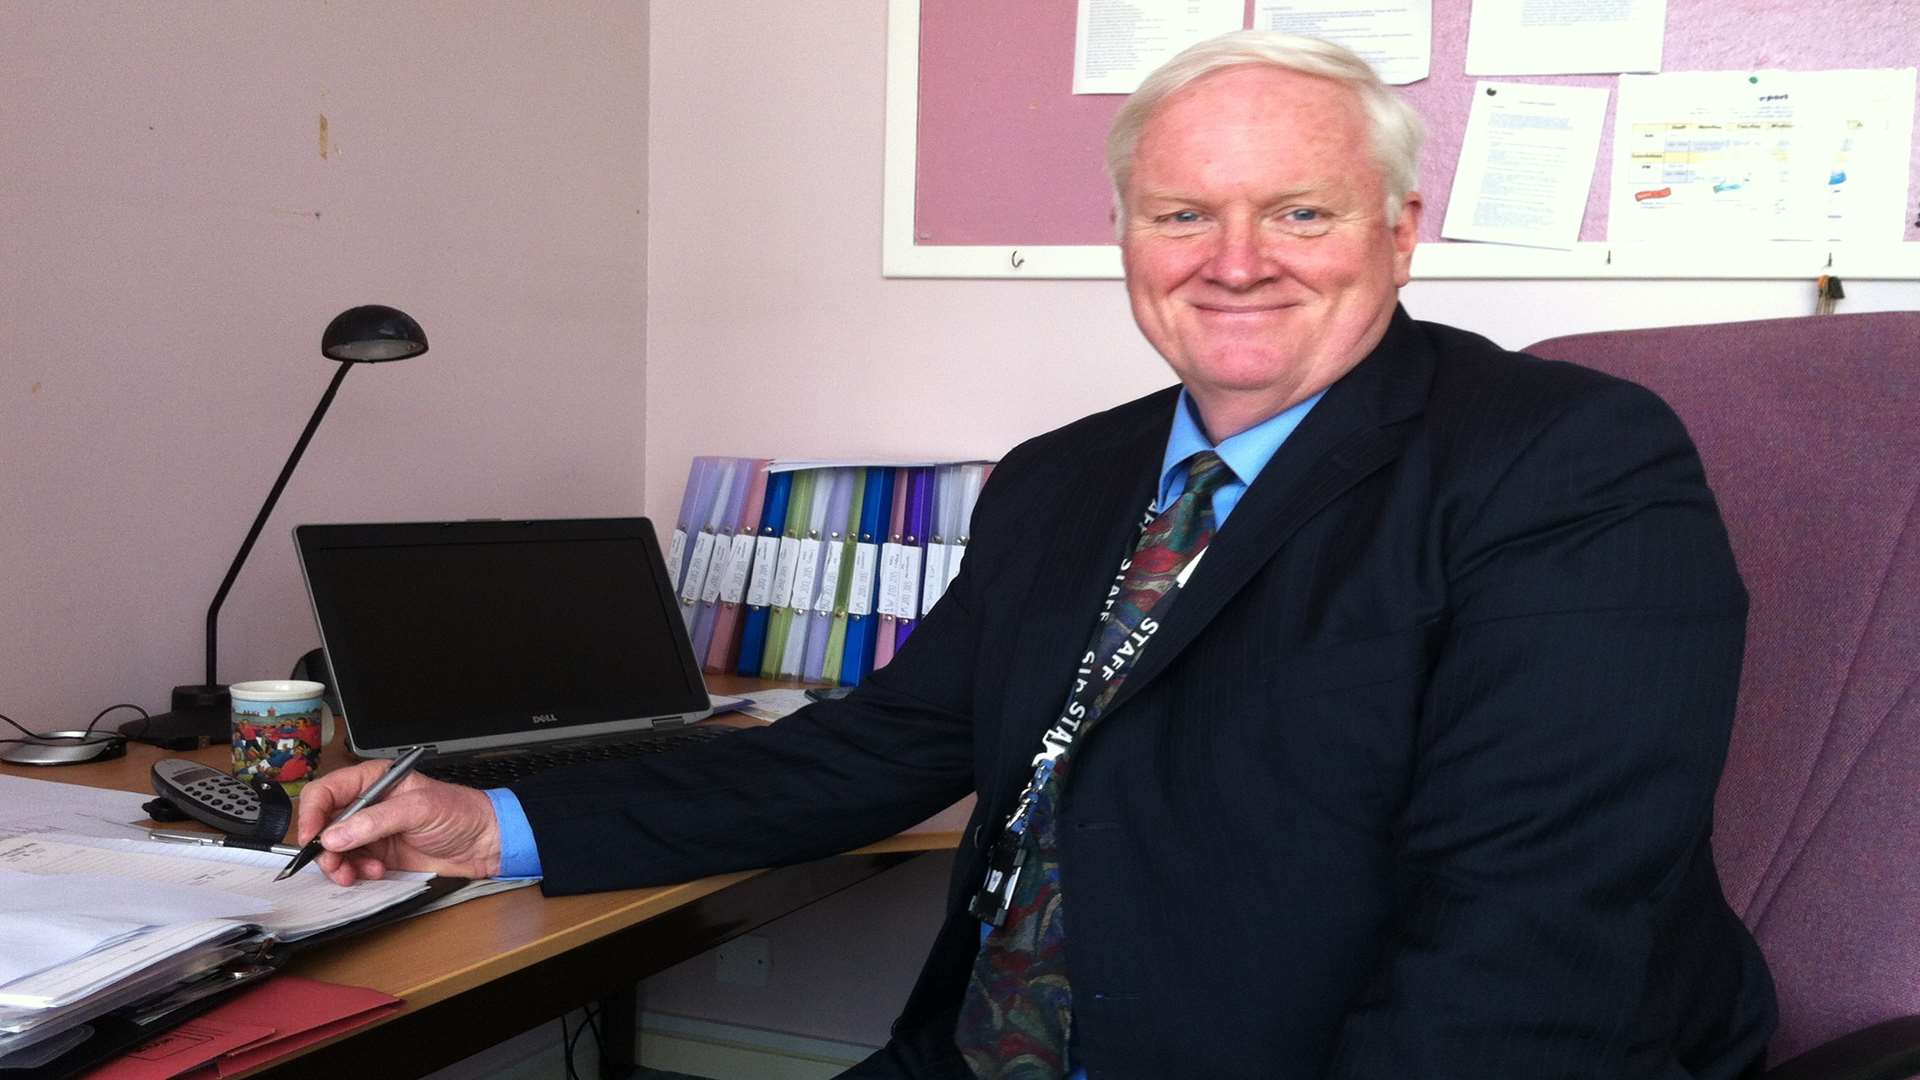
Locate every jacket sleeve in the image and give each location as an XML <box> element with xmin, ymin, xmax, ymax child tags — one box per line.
<box><xmin>1326</xmin><ymin>376</ymin><xmax>1754</xmax><ymax>1076</ymax></box>
<box><xmin>509</xmin><ymin>454</ymin><xmax>1040</xmax><ymax>896</ymax></box>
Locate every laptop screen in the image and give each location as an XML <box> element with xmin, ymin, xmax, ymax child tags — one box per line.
<box><xmin>294</xmin><ymin>518</ymin><xmax>710</xmax><ymax>757</ymax></box>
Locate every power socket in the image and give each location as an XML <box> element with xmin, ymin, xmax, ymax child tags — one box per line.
<box><xmin>715</xmin><ymin>934</ymin><xmax>770</xmax><ymax>987</ymax></box>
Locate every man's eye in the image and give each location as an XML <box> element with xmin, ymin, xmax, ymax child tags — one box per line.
<box><xmin>1160</xmin><ymin>210</ymin><xmax>1202</xmax><ymax>224</ymax></box>
<box><xmin>1275</xmin><ymin>207</ymin><xmax>1334</xmax><ymax>236</ymax></box>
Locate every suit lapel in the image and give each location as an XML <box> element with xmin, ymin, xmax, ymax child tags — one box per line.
<box><xmin>1101</xmin><ymin>309</ymin><xmax>1435</xmax><ymax>717</ymax></box>
<box><xmin>995</xmin><ymin>393</ymin><xmax>1172</xmax><ymax>766</ymax></box>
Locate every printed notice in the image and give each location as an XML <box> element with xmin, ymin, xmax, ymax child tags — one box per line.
<box><xmin>1465</xmin><ymin>0</ymin><xmax>1665</xmax><ymax>76</ymax></box>
<box><xmin>1610</xmin><ymin>69</ymin><xmax>1916</xmax><ymax>243</ymax></box>
<box><xmin>1074</xmin><ymin>0</ymin><xmax>1245</xmax><ymax>95</ymax></box>
<box><xmin>1253</xmin><ymin>0</ymin><xmax>1431</xmax><ymax>85</ymax></box>
<box><xmin>1442</xmin><ymin>82</ymin><xmax>1610</xmax><ymax>249</ymax></box>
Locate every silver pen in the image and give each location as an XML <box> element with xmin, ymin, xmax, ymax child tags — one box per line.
<box><xmin>275</xmin><ymin>745</ymin><xmax>431</xmax><ymax>881</ymax></box>
<box><xmin>147</xmin><ymin>829</ymin><xmax>303</xmax><ymax>858</ymax></box>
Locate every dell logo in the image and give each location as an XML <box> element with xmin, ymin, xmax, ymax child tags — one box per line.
<box><xmin>531</xmin><ymin>713</ymin><xmax>560</xmax><ymax>724</ymax></box>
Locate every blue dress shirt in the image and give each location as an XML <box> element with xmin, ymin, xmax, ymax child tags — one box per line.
<box><xmin>1156</xmin><ymin>387</ymin><xmax>1323</xmax><ymax>526</ymax></box>
<box><xmin>486</xmin><ymin>787</ymin><xmax>543</xmax><ymax>878</ymax></box>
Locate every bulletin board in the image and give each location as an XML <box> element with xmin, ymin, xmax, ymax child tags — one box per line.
<box><xmin>881</xmin><ymin>0</ymin><xmax>1920</xmax><ymax>279</ymax></box>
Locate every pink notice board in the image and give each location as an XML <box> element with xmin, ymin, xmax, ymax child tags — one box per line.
<box><xmin>907</xmin><ymin>0</ymin><xmax>1920</xmax><ymax>252</ymax></box>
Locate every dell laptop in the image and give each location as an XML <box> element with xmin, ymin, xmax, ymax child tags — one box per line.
<box><xmin>293</xmin><ymin>517</ymin><xmax>730</xmax><ymax>787</ymax></box>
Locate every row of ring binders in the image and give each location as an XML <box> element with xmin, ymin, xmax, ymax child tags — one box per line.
<box><xmin>665</xmin><ymin>457</ymin><xmax>994</xmax><ymax>687</ymax></box>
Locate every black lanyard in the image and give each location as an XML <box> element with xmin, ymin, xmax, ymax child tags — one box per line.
<box><xmin>970</xmin><ymin>503</ymin><xmax>1209</xmax><ymax>925</ymax></box>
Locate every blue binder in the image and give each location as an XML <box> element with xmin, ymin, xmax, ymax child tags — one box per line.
<box><xmin>735</xmin><ymin>469</ymin><xmax>793</xmax><ymax>677</ymax></box>
<box><xmin>839</xmin><ymin>466</ymin><xmax>894</xmax><ymax>686</ymax></box>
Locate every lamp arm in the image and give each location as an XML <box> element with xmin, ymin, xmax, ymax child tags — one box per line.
<box><xmin>203</xmin><ymin>360</ymin><xmax>357</xmax><ymax>686</ymax></box>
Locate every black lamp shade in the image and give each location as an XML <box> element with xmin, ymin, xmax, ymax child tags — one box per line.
<box><xmin>323</xmin><ymin>305</ymin><xmax>429</xmax><ymax>362</ymax></box>
<box><xmin>125</xmin><ymin>302</ymin><xmax>428</xmax><ymax>748</ymax></box>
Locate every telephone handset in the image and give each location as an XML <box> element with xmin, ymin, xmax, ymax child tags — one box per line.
<box><xmin>148</xmin><ymin>759</ymin><xmax>292</xmax><ymax>842</ymax></box>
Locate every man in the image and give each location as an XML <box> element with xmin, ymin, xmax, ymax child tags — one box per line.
<box><xmin>300</xmin><ymin>32</ymin><xmax>1775</xmax><ymax>1079</ymax></box>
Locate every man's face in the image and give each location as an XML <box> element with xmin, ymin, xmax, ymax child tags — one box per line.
<box><xmin>1119</xmin><ymin>65</ymin><xmax>1420</xmax><ymax>440</ymax></box>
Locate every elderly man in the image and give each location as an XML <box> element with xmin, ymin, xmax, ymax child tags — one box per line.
<box><xmin>299</xmin><ymin>32</ymin><xmax>1775</xmax><ymax>1080</ymax></box>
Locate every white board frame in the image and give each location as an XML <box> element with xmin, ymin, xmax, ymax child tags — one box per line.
<box><xmin>882</xmin><ymin>0</ymin><xmax>1920</xmax><ymax>281</ymax></box>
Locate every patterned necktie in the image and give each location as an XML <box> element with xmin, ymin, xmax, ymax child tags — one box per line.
<box><xmin>955</xmin><ymin>451</ymin><xmax>1234</xmax><ymax>1080</ymax></box>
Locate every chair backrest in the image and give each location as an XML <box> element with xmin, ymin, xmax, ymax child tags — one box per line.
<box><xmin>1526</xmin><ymin>311</ymin><xmax>1920</xmax><ymax>1064</ymax></box>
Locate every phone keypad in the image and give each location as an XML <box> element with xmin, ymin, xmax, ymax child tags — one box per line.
<box><xmin>184</xmin><ymin>776</ymin><xmax>260</xmax><ymax>818</ymax></box>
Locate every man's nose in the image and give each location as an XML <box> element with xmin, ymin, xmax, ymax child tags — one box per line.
<box><xmin>1203</xmin><ymin>217</ymin><xmax>1274</xmax><ymax>290</ymax></box>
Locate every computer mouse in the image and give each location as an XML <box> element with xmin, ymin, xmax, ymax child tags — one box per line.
<box><xmin>0</xmin><ymin>730</ymin><xmax>128</xmax><ymax>766</ymax></box>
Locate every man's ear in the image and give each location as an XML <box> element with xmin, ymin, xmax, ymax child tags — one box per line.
<box><xmin>1391</xmin><ymin>192</ymin><xmax>1422</xmax><ymax>287</ymax></box>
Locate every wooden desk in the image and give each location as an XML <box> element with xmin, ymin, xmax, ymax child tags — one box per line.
<box><xmin>1</xmin><ymin>675</ymin><xmax>967</xmax><ymax>1079</ymax></box>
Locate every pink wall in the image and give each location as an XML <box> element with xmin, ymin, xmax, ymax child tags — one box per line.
<box><xmin>640</xmin><ymin>3</ymin><xmax>1178</xmax><ymax>529</ymax></box>
<box><xmin>1</xmin><ymin>5</ymin><xmax>649</xmax><ymax>729</ymax></box>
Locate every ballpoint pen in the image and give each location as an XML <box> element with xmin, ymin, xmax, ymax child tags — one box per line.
<box><xmin>148</xmin><ymin>828</ymin><xmax>302</xmax><ymax>858</ymax></box>
<box><xmin>275</xmin><ymin>745</ymin><xmax>431</xmax><ymax>881</ymax></box>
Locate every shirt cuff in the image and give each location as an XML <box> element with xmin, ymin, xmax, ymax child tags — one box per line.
<box><xmin>484</xmin><ymin>787</ymin><xmax>544</xmax><ymax>879</ymax></box>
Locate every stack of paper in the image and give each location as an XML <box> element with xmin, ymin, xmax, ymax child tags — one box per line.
<box><xmin>0</xmin><ymin>834</ymin><xmax>427</xmax><ymax>1066</ymax></box>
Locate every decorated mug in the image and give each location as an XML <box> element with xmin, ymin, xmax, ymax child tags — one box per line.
<box><xmin>229</xmin><ymin>680</ymin><xmax>334</xmax><ymax>795</ymax></box>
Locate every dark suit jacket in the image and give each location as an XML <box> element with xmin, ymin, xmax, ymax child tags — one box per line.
<box><xmin>515</xmin><ymin>310</ymin><xmax>1776</xmax><ymax>1079</ymax></box>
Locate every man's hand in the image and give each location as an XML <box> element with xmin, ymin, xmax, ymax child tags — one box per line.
<box><xmin>296</xmin><ymin>761</ymin><xmax>503</xmax><ymax>885</ymax></box>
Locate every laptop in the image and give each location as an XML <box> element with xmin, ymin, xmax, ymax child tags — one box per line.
<box><xmin>292</xmin><ymin>517</ymin><xmax>733</xmax><ymax>788</ymax></box>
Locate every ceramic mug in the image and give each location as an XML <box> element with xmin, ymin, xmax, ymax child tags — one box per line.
<box><xmin>229</xmin><ymin>680</ymin><xmax>334</xmax><ymax>794</ymax></box>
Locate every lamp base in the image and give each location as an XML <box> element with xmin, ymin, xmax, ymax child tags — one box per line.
<box><xmin>120</xmin><ymin>684</ymin><xmax>231</xmax><ymax>749</ymax></box>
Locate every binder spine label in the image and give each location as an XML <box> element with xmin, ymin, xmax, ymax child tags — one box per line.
<box><xmin>901</xmin><ymin>546</ymin><xmax>924</xmax><ymax>620</ymax></box>
<box><xmin>748</xmin><ymin>534</ymin><xmax>782</xmax><ymax>607</ymax></box>
<box><xmin>877</xmin><ymin>542</ymin><xmax>906</xmax><ymax>617</ymax></box>
<box><xmin>721</xmin><ymin>533</ymin><xmax>758</xmax><ymax>604</ymax></box>
<box><xmin>816</xmin><ymin>541</ymin><xmax>846</xmax><ymax>613</ymax></box>
<box><xmin>772</xmin><ymin>536</ymin><xmax>803</xmax><ymax>610</ymax></box>
<box><xmin>699</xmin><ymin>532</ymin><xmax>734</xmax><ymax>604</ymax></box>
<box><xmin>850</xmin><ymin>543</ymin><xmax>879</xmax><ymax>616</ymax></box>
<box><xmin>680</xmin><ymin>531</ymin><xmax>718</xmax><ymax>604</ymax></box>
<box><xmin>666</xmin><ymin>528</ymin><xmax>689</xmax><ymax>590</ymax></box>
<box><xmin>791</xmin><ymin>538</ymin><xmax>824</xmax><ymax>615</ymax></box>
<box><xmin>922</xmin><ymin>542</ymin><xmax>949</xmax><ymax>616</ymax></box>
<box><xmin>946</xmin><ymin>542</ymin><xmax>967</xmax><ymax>591</ymax></box>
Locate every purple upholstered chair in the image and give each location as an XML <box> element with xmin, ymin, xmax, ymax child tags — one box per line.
<box><xmin>1527</xmin><ymin>311</ymin><xmax>1920</xmax><ymax>1079</ymax></box>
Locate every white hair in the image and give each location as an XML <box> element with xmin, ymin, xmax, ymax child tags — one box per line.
<box><xmin>1105</xmin><ymin>31</ymin><xmax>1424</xmax><ymax>228</ymax></box>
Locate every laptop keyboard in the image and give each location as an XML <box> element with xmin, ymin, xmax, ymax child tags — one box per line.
<box><xmin>419</xmin><ymin>725</ymin><xmax>738</xmax><ymax>789</ymax></box>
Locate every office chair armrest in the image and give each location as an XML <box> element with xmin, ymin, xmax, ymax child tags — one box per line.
<box><xmin>1765</xmin><ymin>1016</ymin><xmax>1920</xmax><ymax>1080</ymax></box>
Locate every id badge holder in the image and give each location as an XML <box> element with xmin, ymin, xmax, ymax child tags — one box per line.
<box><xmin>968</xmin><ymin>831</ymin><xmax>1028</xmax><ymax>927</ymax></box>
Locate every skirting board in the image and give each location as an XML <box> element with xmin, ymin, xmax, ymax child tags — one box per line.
<box><xmin>639</xmin><ymin>1012</ymin><xmax>878</xmax><ymax>1080</ymax></box>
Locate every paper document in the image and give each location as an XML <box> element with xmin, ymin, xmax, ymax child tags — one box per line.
<box><xmin>0</xmin><ymin>867</ymin><xmax>268</xmax><ymax>987</ymax></box>
<box><xmin>1610</xmin><ymin>69</ymin><xmax>1917</xmax><ymax>243</ymax></box>
<box><xmin>0</xmin><ymin>918</ymin><xmax>244</xmax><ymax>1011</ymax></box>
<box><xmin>1465</xmin><ymin>0</ymin><xmax>1665</xmax><ymax>75</ymax></box>
<box><xmin>722</xmin><ymin>689</ymin><xmax>818</xmax><ymax>724</ymax></box>
<box><xmin>1442</xmin><ymin>81</ymin><xmax>1610</xmax><ymax>248</ymax></box>
<box><xmin>0</xmin><ymin>827</ymin><xmax>429</xmax><ymax>1062</ymax></box>
<box><xmin>1252</xmin><ymin>0</ymin><xmax>1430</xmax><ymax>85</ymax></box>
<box><xmin>0</xmin><ymin>837</ymin><xmax>426</xmax><ymax>944</ymax></box>
<box><xmin>0</xmin><ymin>774</ymin><xmax>158</xmax><ymax>842</ymax></box>
<box><xmin>1074</xmin><ymin>0</ymin><xmax>1244</xmax><ymax>95</ymax></box>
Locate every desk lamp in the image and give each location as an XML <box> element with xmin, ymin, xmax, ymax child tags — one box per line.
<box><xmin>125</xmin><ymin>305</ymin><xmax>429</xmax><ymax>748</ymax></box>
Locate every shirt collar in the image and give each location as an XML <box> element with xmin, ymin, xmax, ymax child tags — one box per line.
<box><xmin>1157</xmin><ymin>388</ymin><xmax>1325</xmax><ymax>511</ymax></box>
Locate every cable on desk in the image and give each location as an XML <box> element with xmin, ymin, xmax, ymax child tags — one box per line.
<box><xmin>0</xmin><ymin>703</ymin><xmax>147</xmax><ymax>746</ymax></box>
